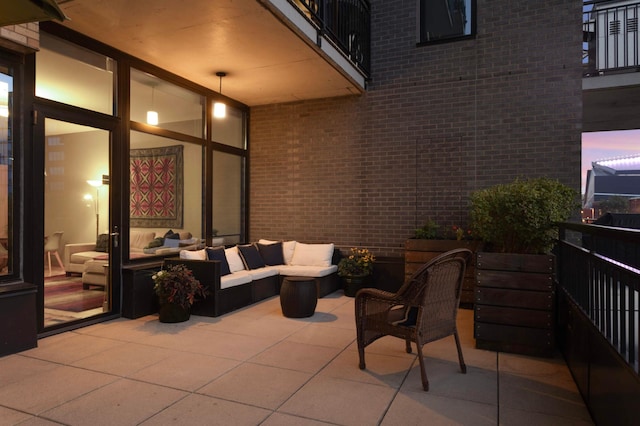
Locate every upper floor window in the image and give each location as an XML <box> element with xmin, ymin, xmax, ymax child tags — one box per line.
<box><xmin>418</xmin><ymin>0</ymin><xmax>475</xmax><ymax>44</ymax></box>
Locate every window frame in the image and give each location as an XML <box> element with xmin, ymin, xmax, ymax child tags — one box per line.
<box><xmin>417</xmin><ymin>0</ymin><xmax>477</xmax><ymax>46</ymax></box>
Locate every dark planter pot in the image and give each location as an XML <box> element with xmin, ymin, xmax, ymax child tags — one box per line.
<box><xmin>405</xmin><ymin>239</ymin><xmax>483</xmax><ymax>308</ymax></box>
<box><xmin>474</xmin><ymin>251</ymin><xmax>555</xmax><ymax>357</ymax></box>
<box><xmin>342</xmin><ymin>275</ymin><xmax>371</xmax><ymax>297</ymax></box>
<box><xmin>158</xmin><ymin>301</ymin><xmax>191</xmax><ymax>323</ymax></box>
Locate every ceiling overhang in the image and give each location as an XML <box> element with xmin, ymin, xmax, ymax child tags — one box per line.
<box><xmin>54</xmin><ymin>0</ymin><xmax>365</xmax><ymax>107</ymax></box>
<box><xmin>0</xmin><ymin>0</ymin><xmax>68</xmax><ymax>27</ymax></box>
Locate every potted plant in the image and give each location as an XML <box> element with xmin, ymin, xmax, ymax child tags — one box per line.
<box><xmin>405</xmin><ymin>219</ymin><xmax>482</xmax><ymax>307</ymax></box>
<box><xmin>152</xmin><ymin>264</ymin><xmax>206</xmax><ymax>323</ymax></box>
<box><xmin>338</xmin><ymin>247</ymin><xmax>375</xmax><ymax>297</ymax></box>
<box><xmin>470</xmin><ymin>177</ymin><xmax>578</xmax><ymax>356</ymax></box>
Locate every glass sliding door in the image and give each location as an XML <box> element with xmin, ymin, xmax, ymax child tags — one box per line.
<box><xmin>43</xmin><ymin>118</ymin><xmax>112</xmax><ymax>327</ymax></box>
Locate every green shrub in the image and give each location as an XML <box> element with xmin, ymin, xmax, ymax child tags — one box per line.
<box><xmin>470</xmin><ymin>178</ymin><xmax>578</xmax><ymax>254</ymax></box>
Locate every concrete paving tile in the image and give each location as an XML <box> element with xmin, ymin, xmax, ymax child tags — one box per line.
<box><xmin>130</xmin><ymin>352</ymin><xmax>240</xmax><ymax>392</ymax></box>
<box><xmin>70</xmin><ymin>342</ymin><xmax>173</xmax><ymax>377</ymax></box>
<box><xmin>319</xmin><ymin>346</ymin><xmax>414</xmax><ymax>388</ymax></box>
<box><xmin>285</xmin><ymin>322</ymin><xmax>356</xmax><ymax>349</ymax></box>
<box><xmin>20</xmin><ymin>332</ymin><xmax>125</xmax><ymax>364</ymax></box>
<box><xmin>278</xmin><ymin>375</ymin><xmax>396</xmax><ymax>426</ymax></box>
<box><xmin>0</xmin><ymin>355</ymin><xmax>59</xmax><ymax>386</ymax></box>
<box><xmin>382</xmin><ymin>390</ymin><xmax>497</xmax><ymax>425</ymax></box>
<box><xmin>41</xmin><ymin>378</ymin><xmax>187</xmax><ymax>426</ymax></box>
<box><xmin>0</xmin><ymin>365</ymin><xmax>117</xmax><ymax>415</ymax></box>
<box><xmin>199</xmin><ymin>362</ymin><xmax>312</xmax><ymax>409</ymax></box>
<box><xmin>261</xmin><ymin>412</ymin><xmax>335</xmax><ymax>426</ymax></box>
<box><xmin>499</xmin><ymin>370</ymin><xmax>593</xmax><ymax>422</ymax></box>
<box><xmin>140</xmin><ymin>393</ymin><xmax>271</xmax><ymax>425</ymax></box>
<box><xmin>500</xmin><ymin>406</ymin><xmax>595</xmax><ymax>425</ymax></box>
<box><xmin>402</xmin><ymin>358</ymin><xmax>498</xmax><ymax>405</ymax></box>
<box><xmin>249</xmin><ymin>340</ymin><xmax>342</xmax><ymax>374</ymax></box>
<box><xmin>0</xmin><ymin>405</ymin><xmax>34</xmax><ymax>425</ymax></box>
<box><xmin>197</xmin><ymin>314</ymin><xmax>307</xmax><ymax>340</ymax></box>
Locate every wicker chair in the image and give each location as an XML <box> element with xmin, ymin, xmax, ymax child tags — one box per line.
<box><xmin>355</xmin><ymin>248</ymin><xmax>472</xmax><ymax>391</ymax></box>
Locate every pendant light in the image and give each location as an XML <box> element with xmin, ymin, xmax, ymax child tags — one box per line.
<box><xmin>214</xmin><ymin>71</ymin><xmax>226</xmax><ymax>119</ymax></box>
<box><xmin>147</xmin><ymin>85</ymin><xmax>159</xmax><ymax>125</ymax></box>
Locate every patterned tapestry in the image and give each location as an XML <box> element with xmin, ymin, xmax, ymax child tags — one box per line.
<box><xmin>130</xmin><ymin>145</ymin><xmax>183</xmax><ymax>228</ymax></box>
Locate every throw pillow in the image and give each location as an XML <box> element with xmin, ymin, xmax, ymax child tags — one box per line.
<box><xmin>145</xmin><ymin>237</ymin><xmax>164</xmax><ymax>249</ymax></box>
<box><xmin>180</xmin><ymin>249</ymin><xmax>206</xmax><ymax>260</ymax></box>
<box><xmin>290</xmin><ymin>242</ymin><xmax>334</xmax><ymax>267</ymax></box>
<box><xmin>257</xmin><ymin>241</ymin><xmax>284</xmax><ymax>266</ymax></box>
<box><xmin>237</xmin><ymin>244</ymin><xmax>266</xmax><ymax>270</ymax></box>
<box><xmin>164</xmin><ymin>230</ymin><xmax>180</xmax><ymax>239</ymax></box>
<box><xmin>205</xmin><ymin>246</ymin><xmax>231</xmax><ymax>276</ymax></box>
<box><xmin>95</xmin><ymin>233</ymin><xmax>109</xmax><ymax>252</ymax></box>
<box><xmin>225</xmin><ymin>246</ymin><xmax>245</xmax><ymax>272</ymax></box>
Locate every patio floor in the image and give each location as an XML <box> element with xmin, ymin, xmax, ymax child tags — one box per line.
<box><xmin>0</xmin><ymin>292</ymin><xmax>594</xmax><ymax>425</ymax></box>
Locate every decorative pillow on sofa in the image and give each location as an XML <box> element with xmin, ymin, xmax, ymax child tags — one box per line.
<box><xmin>95</xmin><ymin>234</ymin><xmax>109</xmax><ymax>252</ymax></box>
<box><xmin>180</xmin><ymin>249</ymin><xmax>206</xmax><ymax>260</ymax></box>
<box><xmin>290</xmin><ymin>242</ymin><xmax>334</xmax><ymax>267</ymax></box>
<box><xmin>259</xmin><ymin>239</ymin><xmax>296</xmax><ymax>264</ymax></box>
<box><xmin>225</xmin><ymin>246</ymin><xmax>245</xmax><ymax>273</ymax></box>
<box><xmin>257</xmin><ymin>241</ymin><xmax>285</xmax><ymax>266</ymax></box>
<box><xmin>205</xmin><ymin>246</ymin><xmax>231</xmax><ymax>276</ymax></box>
<box><xmin>164</xmin><ymin>230</ymin><xmax>180</xmax><ymax>240</ymax></box>
<box><xmin>237</xmin><ymin>244</ymin><xmax>266</xmax><ymax>270</ymax></box>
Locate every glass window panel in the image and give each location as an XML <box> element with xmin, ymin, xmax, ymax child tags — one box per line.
<box><xmin>130</xmin><ymin>69</ymin><xmax>205</xmax><ymax>138</ymax></box>
<box><xmin>211</xmin><ymin>105</ymin><xmax>246</xmax><ymax>148</ymax></box>
<box><xmin>212</xmin><ymin>151</ymin><xmax>243</xmax><ymax>245</ymax></box>
<box><xmin>130</xmin><ymin>131</ymin><xmax>203</xmax><ymax>259</ymax></box>
<box><xmin>0</xmin><ymin>68</ymin><xmax>12</xmax><ymax>276</ymax></box>
<box><xmin>419</xmin><ymin>0</ymin><xmax>474</xmax><ymax>43</ymax></box>
<box><xmin>36</xmin><ymin>33</ymin><xmax>115</xmax><ymax>115</ymax></box>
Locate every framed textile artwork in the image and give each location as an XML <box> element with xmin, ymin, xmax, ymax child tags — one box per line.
<box><xmin>130</xmin><ymin>145</ymin><xmax>184</xmax><ymax>228</ymax></box>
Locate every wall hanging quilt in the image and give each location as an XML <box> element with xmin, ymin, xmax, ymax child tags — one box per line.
<box><xmin>130</xmin><ymin>145</ymin><xmax>183</xmax><ymax>228</ymax></box>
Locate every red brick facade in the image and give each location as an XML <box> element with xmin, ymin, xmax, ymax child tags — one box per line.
<box><xmin>250</xmin><ymin>0</ymin><xmax>583</xmax><ymax>257</ymax></box>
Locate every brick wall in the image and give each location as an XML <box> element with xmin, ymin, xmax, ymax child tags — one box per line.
<box><xmin>0</xmin><ymin>23</ymin><xmax>40</xmax><ymax>52</ymax></box>
<box><xmin>249</xmin><ymin>0</ymin><xmax>583</xmax><ymax>256</ymax></box>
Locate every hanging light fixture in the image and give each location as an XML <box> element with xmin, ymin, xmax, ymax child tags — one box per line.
<box><xmin>214</xmin><ymin>71</ymin><xmax>226</xmax><ymax>119</ymax></box>
<box><xmin>146</xmin><ymin>85</ymin><xmax>159</xmax><ymax>125</ymax></box>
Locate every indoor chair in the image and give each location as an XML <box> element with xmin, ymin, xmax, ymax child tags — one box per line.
<box><xmin>44</xmin><ymin>231</ymin><xmax>64</xmax><ymax>276</ymax></box>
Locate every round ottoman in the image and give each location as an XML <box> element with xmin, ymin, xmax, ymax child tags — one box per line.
<box><xmin>280</xmin><ymin>277</ymin><xmax>318</xmax><ymax>318</ymax></box>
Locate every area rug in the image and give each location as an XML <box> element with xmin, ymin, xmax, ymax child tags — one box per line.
<box><xmin>44</xmin><ymin>275</ymin><xmax>104</xmax><ymax>312</ymax></box>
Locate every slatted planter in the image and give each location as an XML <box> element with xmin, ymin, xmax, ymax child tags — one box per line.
<box><xmin>474</xmin><ymin>252</ymin><xmax>555</xmax><ymax>357</ymax></box>
<box><xmin>405</xmin><ymin>239</ymin><xmax>483</xmax><ymax>308</ymax></box>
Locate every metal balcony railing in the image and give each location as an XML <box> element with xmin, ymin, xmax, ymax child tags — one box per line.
<box><xmin>291</xmin><ymin>0</ymin><xmax>371</xmax><ymax>75</ymax></box>
<box><xmin>558</xmin><ymin>222</ymin><xmax>640</xmax><ymax>373</ymax></box>
<box><xmin>584</xmin><ymin>0</ymin><xmax>640</xmax><ymax>76</ymax></box>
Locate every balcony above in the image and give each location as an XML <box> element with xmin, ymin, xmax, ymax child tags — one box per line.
<box><xmin>56</xmin><ymin>0</ymin><xmax>369</xmax><ymax>106</ymax></box>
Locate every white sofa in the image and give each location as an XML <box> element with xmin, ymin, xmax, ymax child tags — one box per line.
<box><xmin>64</xmin><ymin>230</ymin><xmax>202</xmax><ymax>288</ymax></box>
<box><xmin>164</xmin><ymin>240</ymin><xmax>340</xmax><ymax>317</ymax></box>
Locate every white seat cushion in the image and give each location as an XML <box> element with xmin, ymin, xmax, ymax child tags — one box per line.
<box><xmin>220</xmin><ymin>271</ymin><xmax>252</xmax><ymax>289</ymax></box>
<box><xmin>247</xmin><ymin>267</ymin><xmax>279</xmax><ymax>280</ymax></box>
<box><xmin>277</xmin><ymin>264</ymin><xmax>338</xmax><ymax>278</ymax></box>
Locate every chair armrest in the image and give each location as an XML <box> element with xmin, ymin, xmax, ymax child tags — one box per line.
<box><xmin>64</xmin><ymin>242</ymin><xmax>97</xmax><ymax>268</ymax></box>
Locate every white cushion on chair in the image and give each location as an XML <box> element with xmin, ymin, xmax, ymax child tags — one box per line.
<box><xmin>290</xmin><ymin>243</ymin><xmax>334</xmax><ymax>267</ymax></box>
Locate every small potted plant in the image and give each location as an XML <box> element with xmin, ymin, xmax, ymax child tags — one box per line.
<box><xmin>338</xmin><ymin>247</ymin><xmax>376</xmax><ymax>297</ymax></box>
<box><xmin>152</xmin><ymin>264</ymin><xmax>206</xmax><ymax>323</ymax></box>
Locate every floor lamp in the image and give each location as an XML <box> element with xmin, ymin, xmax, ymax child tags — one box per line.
<box><xmin>87</xmin><ymin>179</ymin><xmax>102</xmax><ymax>239</ymax></box>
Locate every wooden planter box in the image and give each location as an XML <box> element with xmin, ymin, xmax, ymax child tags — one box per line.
<box><xmin>474</xmin><ymin>252</ymin><xmax>555</xmax><ymax>357</ymax></box>
<box><xmin>405</xmin><ymin>239</ymin><xmax>483</xmax><ymax>308</ymax></box>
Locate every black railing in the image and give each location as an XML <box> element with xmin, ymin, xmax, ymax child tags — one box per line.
<box><xmin>583</xmin><ymin>0</ymin><xmax>640</xmax><ymax>76</ymax></box>
<box><xmin>291</xmin><ymin>0</ymin><xmax>371</xmax><ymax>75</ymax></box>
<box><xmin>558</xmin><ymin>221</ymin><xmax>640</xmax><ymax>373</ymax></box>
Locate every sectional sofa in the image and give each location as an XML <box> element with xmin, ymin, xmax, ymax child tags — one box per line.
<box><xmin>164</xmin><ymin>239</ymin><xmax>341</xmax><ymax>317</ymax></box>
